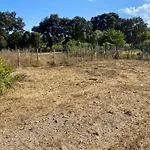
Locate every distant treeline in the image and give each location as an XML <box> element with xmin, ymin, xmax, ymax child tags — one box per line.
<box><xmin>0</xmin><ymin>11</ymin><xmax>150</xmax><ymax>53</ymax></box>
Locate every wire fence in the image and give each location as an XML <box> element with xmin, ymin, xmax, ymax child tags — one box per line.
<box><xmin>0</xmin><ymin>45</ymin><xmax>149</xmax><ymax>68</ymax></box>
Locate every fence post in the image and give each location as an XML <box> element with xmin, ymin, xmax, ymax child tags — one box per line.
<box><xmin>17</xmin><ymin>49</ymin><xmax>21</xmax><ymax>68</ymax></box>
<box><xmin>67</xmin><ymin>48</ymin><xmax>69</xmax><ymax>58</ymax></box>
<box><xmin>37</xmin><ymin>48</ymin><xmax>39</xmax><ymax>65</ymax></box>
<box><xmin>91</xmin><ymin>47</ymin><xmax>93</xmax><ymax>61</ymax></box>
<box><xmin>53</xmin><ymin>49</ymin><xmax>56</xmax><ymax>65</ymax></box>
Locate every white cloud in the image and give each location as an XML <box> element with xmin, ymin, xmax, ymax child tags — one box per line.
<box><xmin>89</xmin><ymin>0</ymin><xmax>96</xmax><ymax>2</ymax></box>
<box><xmin>119</xmin><ymin>2</ymin><xmax>150</xmax><ymax>26</ymax></box>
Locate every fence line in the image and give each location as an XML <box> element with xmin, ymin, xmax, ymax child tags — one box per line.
<box><xmin>0</xmin><ymin>46</ymin><xmax>149</xmax><ymax>68</ymax></box>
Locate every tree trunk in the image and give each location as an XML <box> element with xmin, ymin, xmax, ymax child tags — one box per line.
<box><xmin>114</xmin><ymin>46</ymin><xmax>119</xmax><ymax>59</ymax></box>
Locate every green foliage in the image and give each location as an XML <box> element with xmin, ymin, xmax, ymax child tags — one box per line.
<box><xmin>91</xmin><ymin>13</ymin><xmax>120</xmax><ymax>31</ymax></box>
<box><xmin>120</xmin><ymin>53</ymin><xmax>150</xmax><ymax>61</ymax></box>
<box><xmin>0</xmin><ymin>11</ymin><xmax>25</xmax><ymax>50</ymax></box>
<box><xmin>22</xmin><ymin>31</ymin><xmax>31</xmax><ymax>48</ymax></box>
<box><xmin>0</xmin><ymin>58</ymin><xmax>12</xmax><ymax>94</ymax></box>
<box><xmin>64</xmin><ymin>40</ymin><xmax>89</xmax><ymax>51</ymax></box>
<box><xmin>30</xmin><ymin>32</ymin><xmax>42</xmax><ymax>50</ymax></box>
<box><xmin>52</xmin><ymin>43</ymin><xmax>63</xmax><ymax>51</ymax></box>
<box><xmin>64</xmin><ymin>40</ymin><xmax>77</xmax><ymax>51</ymax></box>
<box><xmin>124</xmin><ymin>43</ymin><xmax>131</xmax><ymax>50</ymax></box>
<box><xmin>145</xmin><ymin>31</ymin><xmax>150</xmax><ymax>40</ymax></box>
<box><xmin>121</xmin><ymin>17</ymin><xmax>147</xmax><ymax>44</ymax></box>
<box><xmin>143</xmin><ymin>39</ymin><xmax>150</xmax><ymax>44</ymax></box>
<box><xmin>8</xmin><ymin>32</ymin><xmax>23</xmax><ymax>49</ymax></box>
<box><xmin>103</xmin><ymin>29</ymin><xmax>126</xmax><ymax>47</ymax></box>
<box><xmin>40</xmin><ymin>43</ymin><xmax>50</xmax><ymax>52</ymax></box>
<box><xmin>103</xmin><ymin>42</ymin><xmax>111</xmax><ymax>51</ymax></box>
<box><xmin>71</xmin><ymin>17</ymin><xmax>92</xmax><ymax>41</ymax></box>
<box><xmin>0</xmin><ymin>11</ymin><xmax>25</xmax><ymax>33</ymax></box>
<box><xmin>141</xmin><ymin>40</ymin><xmax>150</xmax><ymax>53</ymax></box>
<box><xmin>0</xmin><ymin>36</ymin><xmax>7</xmax><ymax>50</ymax></box>
<box><xmin>0</xmin><ymin>10</ymin><xmax>150</xmax><ymax>58</ymax></box>
<box><xmin>87</xmin><ymin>30</ymin><xmax>103</xmax><ymax>45</ymax></box>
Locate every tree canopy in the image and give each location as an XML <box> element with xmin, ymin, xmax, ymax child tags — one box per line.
<box><xmin>0</xmin><ymin>11</ymin><xmax>150</xmax><ymax>52</ymax></box>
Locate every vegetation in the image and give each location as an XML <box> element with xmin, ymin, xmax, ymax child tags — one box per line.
<box><xmin>0</xmin><ymin>11</ymin><xmax>150</xmax><ymax>55</ymax></box>
<box><xmin>0</xmin><ymin>58</ymin><xmax>12</xmax><ymax>94</ymax></box>
<box><xmin>0</xmin><ymin>11</ymin><xmax>149</xmax><ymax>150</ymax></box>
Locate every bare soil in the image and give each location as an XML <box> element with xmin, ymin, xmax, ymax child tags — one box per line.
<box><xmin>0</xmin><ymin>60</ymin><xmax>150</xmax><ymax>150</ymax></box>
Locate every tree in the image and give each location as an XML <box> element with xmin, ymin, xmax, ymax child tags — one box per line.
<box><xmin>144</xmin><ymin>30</ymin><xmax>150</xmax><ymax>41</ymax></box>
<box><xmin>71</xmin><ymin>16</ymin><xmax>92</xmax><ymax>42</ymax></box>
<box><xmin>30</xmin><ymin>32</ymin><xmax>42</xmax><ymax>49</ymax></box>
<box><xmin>0</xmin><ymin>11</ymin><xmax>25</xmax><ymax>34</ymax></box>
<box><xmin>32</xmin><ymin>14</ymin><xmax>62</xmax><ymax>47</ymax></box>
<box><xmin>0</xmin><ymin>11</ymin><xmax>25</xmax><ymax>49</ymax></box>
<box><xmin>22</xmin><ymin>31</ymin><xmax>31</xmax><ymax>48</ymax></box>
<box><xmin>7</xmin><ymin>32</ymin><xmax>23</xmax><ymax>49</ymax></box>
<box><xmin>32</xmin><ymin>14</ymin><xmax>61</xmax><ymax>35</ymax></box>
<box><xmin>120</xmin><ymin>17</ymin><xmax>148</xmax><ymax>44</ymax></box>
<box><xmin>30</xmin><ymin>32</ymin><xmax>42</xmax><ymax>65</ymax></box>
<box><xmin>32</xmin><ymin>14</ymin><xmax>92</xmax><ymax>45</ymax></box>
<box><xmin>0</xmin><ymin>11</ymin><xmax>148</xmax><ymax>51</ymax></box>
<box><xmin>102</xmin><ymin>29</ymin><xmax>126</xmax><ymax>58</ymax></box>
<box><xmin>103</xmin><ymin>29</ymin><xmax>126</xmax><ymax>46</ymax></box>
<box><xmin>87</xmin><ymin>30</ymin><xmax>103</xmax><ymax>45</ymax></box>
<box><xmin>0</xmin><ymin>36</ymin><xmax>7</xmax><ymax>50</ymax></box>
<box><xmin>91</xmin><ymin>13</ymin><xmax>120</xmax><ymax>31</ymax></box>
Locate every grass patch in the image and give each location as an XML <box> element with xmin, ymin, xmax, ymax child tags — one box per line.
<box><xmin>0</xmin><ymin>58</ymin><xmax>13</xmax><ymax>94</ymax></box>
<box><xmin>120</xmin><ymin>53</ymin><xmax>150</xmax><ymax>61</ymax></box>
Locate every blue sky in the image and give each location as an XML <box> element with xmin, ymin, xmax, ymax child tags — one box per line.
<box><xmin>0</xmin><ymin>0</ymin><xmax>150</xmax><ymax>31</ymax></box>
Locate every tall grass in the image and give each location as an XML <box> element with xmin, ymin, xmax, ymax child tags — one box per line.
<box><xmin>0</xmin><ymin>48</ymin><xmax>149</xmax><ymax>69</ymax></box>
<box><xmin>0</xmin><ymin>50</ymin><xmax>67</xmax><ymax>68</ymax></box>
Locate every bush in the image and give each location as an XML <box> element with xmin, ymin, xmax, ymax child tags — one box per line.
<box><xmin>52</xmin><ymin>43</ymin><xmax>63</xmax><ymax>51</ymax></box>
<box><xmin>0</xmin><ymin>58</ymin><xmax>13</xmax><ymax>94</ymax></box>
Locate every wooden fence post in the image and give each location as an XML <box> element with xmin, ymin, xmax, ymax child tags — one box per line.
<box><xmin>17</xmin><ymin>49</ymin><xmax>21</xmax><ymax>67</ymax></box>
<box><xmin>53</xmin><ymin>49</ymin><xmax>55</xmax><ymax>65</ymax></box>
<box><xmin>37</xmin><ymin>48</ymin><xmax>39</xmax><ymax>65</ymax></box>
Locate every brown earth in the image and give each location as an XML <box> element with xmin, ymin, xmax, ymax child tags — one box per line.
<box><xmin>0</xmin><ymin>60</ymin><xmax>150</xmax><ymax>150</ymax></box>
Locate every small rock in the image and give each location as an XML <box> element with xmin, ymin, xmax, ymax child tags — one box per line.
<box><xmin>108</xmin><ymin>111</ymin><xmax>113</xmax><ymax>115</ymax></box>
<box><xmin>124</xmin><ymin>111</ymin><xmax>132</xmax><ymax>116</ymax></box>
<box><xmin>53</xmin><ymin>118</ymin><xmax>58</xmax><ymax>123</ymax></box>
<box><xmin>93</xmin><ymin>132</ymin><xmax>99</xmax><ymax>136</ymax></box>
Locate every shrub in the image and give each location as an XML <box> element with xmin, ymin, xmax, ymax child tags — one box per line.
<box><xmin>52</xmin><ymin>43</ymin><xmax>63</xmax><ymax>51</ymax></box>
<box><xmin>0</xmin><ymin>58</ymin><xmax>13</xmax><ymax>94</ymax></box>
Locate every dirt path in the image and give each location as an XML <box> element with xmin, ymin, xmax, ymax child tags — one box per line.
<box><xmin>0</xmin><ymin>60</ymin><xmax>150</xmax><ymax>150</ymax></box>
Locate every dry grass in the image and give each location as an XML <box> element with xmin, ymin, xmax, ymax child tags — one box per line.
<box><xmin>0</xmin><ymin>50</ymin><xmax>149</xmax><ymax>69</ymax></box>
<box><xmin>0</xmin><ymin>59</ymin><xmax>149</xmax><ymax>149</ymax></box>
<box><xmin>0</xmin><ymin>50</ymin><xmax>69</xmax><ymax>68</ymax></box>
<box><xmin>0</xmin><ymin>50</ymin><xmax>94</xmax><ymax>69</ymax></box>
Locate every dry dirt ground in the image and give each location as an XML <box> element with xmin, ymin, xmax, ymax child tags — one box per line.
<box><xmin>0</xmin><ymin>60</ymin><xmax>150</xmax><ymax>150</ymax></box>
